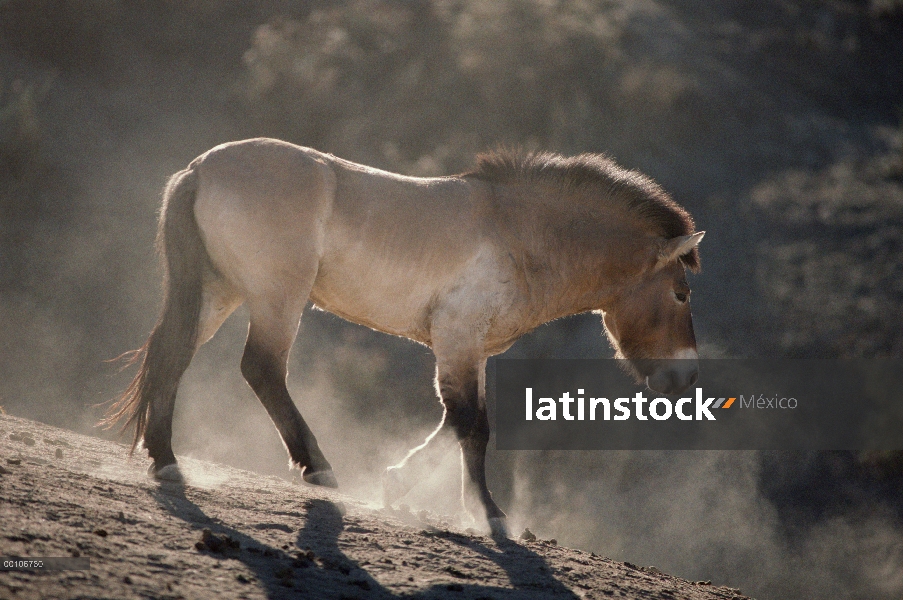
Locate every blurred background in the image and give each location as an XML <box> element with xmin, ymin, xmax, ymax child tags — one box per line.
<box><xmin>1</xmin><ymin>1</ymin><xmax>903</xmax><ymax>598</ymax></box>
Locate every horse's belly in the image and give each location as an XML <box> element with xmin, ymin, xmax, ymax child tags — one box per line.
<box><xmin>310</xmin><ymin>264</ymin><xmax>438</xmax><ymax>343</ymax></box>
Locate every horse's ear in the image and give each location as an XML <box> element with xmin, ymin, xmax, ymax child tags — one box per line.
<box><xmin>658</xmin><ymin>231</ymin><xmax>704</xmax><ymax>266</ymax></box>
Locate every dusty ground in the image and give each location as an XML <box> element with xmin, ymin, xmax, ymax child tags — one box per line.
<box><xmin>0</xmin><ymin>413</ymin><xmax>751</xmax><ymax>600</ymax></box>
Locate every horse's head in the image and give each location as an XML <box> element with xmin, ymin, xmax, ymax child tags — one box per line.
<box><xmin>601</xmin><ymin>231</ymin><xmax>704</xmax><ymax>395</ymax></box>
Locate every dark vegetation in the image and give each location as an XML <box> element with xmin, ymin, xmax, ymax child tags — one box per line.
<box><xmin>2</xmin><ymin>2</ymin><xmax>903</xmax><ymax>599</ymax></box>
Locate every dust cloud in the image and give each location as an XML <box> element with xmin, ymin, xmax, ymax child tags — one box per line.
<box><xmin>497</xmin><ymin>448</ymin><xmax>903</xmax><ymax>599</ymax></box>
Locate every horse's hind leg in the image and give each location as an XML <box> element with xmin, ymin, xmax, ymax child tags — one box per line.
<box><xmin>196</xmin><ymin>275</ymin><xmax>244</xmax><ymax>348</ymax></box>
<box><xmin>143</xmin><ymin>382</ymin><xmax>183</xmax><ymax>481</ymax></box>
<box><xmin>241</xmin><ymin>295</ymin><xmax>336</xmax><ymax>487</ymax></box>
<box><xmin>144</xmin><ymin>276</ymin><xmax>241</xmax><ymax>481</ymax></box>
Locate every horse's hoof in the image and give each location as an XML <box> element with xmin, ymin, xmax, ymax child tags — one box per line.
<box><xmin>303</xmin><ymin>469</ymin><xmax>338</xmax><ymax>488</ymax></box>
<box><xmin>382</xmin><ymin>466</ymin><xmax>409</xmax><ymax>507</ymax></box>
<box><xmin>149</xmin><ymin>462</ymin><xmax>183</xmax><ymax>483</ymax></box>
<box><xmin>488</xmin><ymin>517</ymin><xmax>510</xmax><ymax>539</ymax></box>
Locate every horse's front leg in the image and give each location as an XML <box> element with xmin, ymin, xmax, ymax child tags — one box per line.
<box><xmin>435</xmin><ymin>353</ymin><xmax>508</xmax><ymax>538</ymax></box>
<box><xmin>382</xmin><ymin>352</ymin><xmax>508</xmax><ymax>537</ymax></box>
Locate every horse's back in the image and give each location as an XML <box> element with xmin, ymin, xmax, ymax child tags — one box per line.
<box><xmin>190</xmin><ymin>138</ymin><xmax>498</xmax><ymax>343</ymax></box>
<box><xmin>311</xmin><ymin>156</ymin><xmax>493</xmax><ymax>339</ymax></box>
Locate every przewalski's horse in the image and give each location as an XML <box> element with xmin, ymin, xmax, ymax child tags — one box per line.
<box><xmin>104</xmin><ymin>138</ymin><xmax>704</xmax><ymax>537</ymax></box>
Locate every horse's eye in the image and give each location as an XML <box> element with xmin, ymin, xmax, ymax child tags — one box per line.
<box><xmin>674</xmin><ymin>291</ymin><xmax>688</xmax><ymax>303</ymax></box>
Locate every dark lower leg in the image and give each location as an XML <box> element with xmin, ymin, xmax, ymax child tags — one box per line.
<box><xmin>241</xmin><ymin>341</ymin><xmax>335</xmax><ymax>485</ymax></box>
<box><xmin>144</xmin><ymin>383</ymin><xmax>179</xmax><ymax>471</ymax></box>
<box><xmin>441</xmin><ymin>375</ymin><xmax>506</xmax><ymax>524</ymax></box>
<box><xmin>459</xmin><ymin>412</ymin><xmax>507</xmax><ymax>521</ymax></box>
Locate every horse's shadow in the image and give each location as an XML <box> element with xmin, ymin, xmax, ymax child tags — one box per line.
<box><xmin>151</xmin><ymin>483</ymin><xmax>579</xmax><ymax>599</ymax></box>
<box><xmin>149</xmin><ymin>482</ymin><xmax>307</xmax><ymax>599</ymax></box>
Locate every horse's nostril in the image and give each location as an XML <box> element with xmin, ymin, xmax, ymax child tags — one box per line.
<box><xmin>688</xmin><ymin>371</ymin><xmax>698</xmax><ymax>387</ymax></box>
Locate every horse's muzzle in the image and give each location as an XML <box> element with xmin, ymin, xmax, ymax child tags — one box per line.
<box><xmin>645</xmin><ymin>361</ymin><xmax>699</xmax><ymax>395</ymax></box>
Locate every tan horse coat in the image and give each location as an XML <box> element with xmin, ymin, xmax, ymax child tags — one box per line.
<box><xmin>107</xmin><ymin>138</ymin><xmax>704</xmax><ymax>537</ymax></box>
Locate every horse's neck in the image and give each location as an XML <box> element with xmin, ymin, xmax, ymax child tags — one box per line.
<box><xmin>495</xmin><ymin>186</ymin><xmax>653</xmax><ymax>321</ymax></box>
<box><xmin>543</xmin><ymin>234</ymin><xmax>651</xmax><ymax>320</ymax></box>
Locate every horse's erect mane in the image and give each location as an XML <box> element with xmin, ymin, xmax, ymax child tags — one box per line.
<box><xmin>464</xmin><ymin>150</ymin><xmax>699</xmax><ymax>270</ymax></box>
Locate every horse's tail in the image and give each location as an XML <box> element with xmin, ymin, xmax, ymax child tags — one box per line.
<box><xmin>101</xmin><ymin>165</ymin><xmax>206</xmax><ymax>453</ymax></box>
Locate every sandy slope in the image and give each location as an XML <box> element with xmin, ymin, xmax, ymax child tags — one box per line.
<box><xmin>0</xmin><ymin>414</ymin><xmax>750</xmax><ymax>600</ymax></box>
